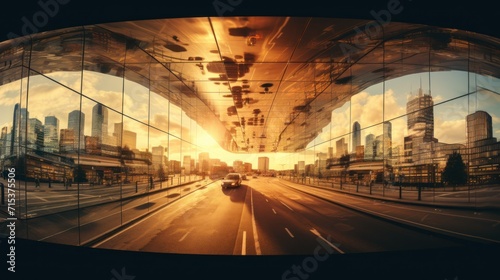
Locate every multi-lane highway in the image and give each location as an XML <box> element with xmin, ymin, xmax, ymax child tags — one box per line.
<box><xmin>93</xmin><ymin>176</ymin><xmax>500</xmax><ymax>255</ymax></box>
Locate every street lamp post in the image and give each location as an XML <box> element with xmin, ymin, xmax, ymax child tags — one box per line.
<box><xmin>369</xmin><ymin>171</ymin><xmax>372</xmax><ymax>195</ymax></box>
<box><xmin>398</xmin><ymin>170</ymin><xmax>403</xmax><ymax>199</ymax></box>
<box><xmin>356</xmin><ymin>174</ymin><xmax>360</xmax><ymax>193</ymax></box>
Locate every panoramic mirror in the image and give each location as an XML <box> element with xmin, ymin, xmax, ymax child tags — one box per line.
<box><xmin>1</xmin><ymin>14</ymin><xmax>499</xmax><ymax>279</ymax></box>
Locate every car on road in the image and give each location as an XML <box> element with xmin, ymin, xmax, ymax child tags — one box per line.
<box><xmin>221</xmin><ymin>173</ymin><xmax>243</xmax><ymax>188</ymax></box>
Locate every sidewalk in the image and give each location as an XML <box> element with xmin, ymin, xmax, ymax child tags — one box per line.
<box><xmin>285</xmin><ymin>178</ymin><xmax>500</xmax><ymax>211</ymax></box>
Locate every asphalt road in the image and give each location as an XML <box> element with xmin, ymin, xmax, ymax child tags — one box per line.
<box><xmin>93</xmin><ymin>177</ymin><xmax>482</xmax><ymax>255</ymax></box>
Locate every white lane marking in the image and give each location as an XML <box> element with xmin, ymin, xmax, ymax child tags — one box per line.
<box><xmin>309</xmin><ymin>187</ymin><xmax>500</xmax><ymax>244</ymax></box>
<box><xmin>272</xmin><ymin>208</ymin><xmax>277</xmax><ymax>214</ymax></box>
<box><xmin>421</xmin><ymin>214</ymin><xmax>429</xmax><ymax>222</ymax></box>
<box><xmin>250</xmin><ymin>188</ymin><xmax>262</xmax><ymax>255</ymax></box>
<box><xmin>280</xmin><ymin>200</ymin><xmax>294</xmax><ymax>211</ymax></box>
<box><xmin>92</xmin><ymin>190</ymin><xmax>208</xmax><ymax>247</ymax></box>
<box><xmin>30</xmin><ymin>193</ymin><xmax>48</xmax><ymax>202</ymax></box>
<box><xmin>178</xmin><ymin>229</ymin><xmax>192</xmax><ymax>242</ymax></box>
<box><xmin>310</xmin><ymin>228</ymin><xmax>345</xmax><ymax>254</ymax></box>
<box><xmin>285</xmin><ymin>227</ymin><xmax>294</xmax><ymax>238</ymax></box>
<box><xmin>79</xmin><ymin>194</ymin><xmax>99</xmax><ymax>198</ymax></box>
<box><xmin>242</xmin><ymin>231</ymin><xmax>247</xmax><ymax>255</ymax></box>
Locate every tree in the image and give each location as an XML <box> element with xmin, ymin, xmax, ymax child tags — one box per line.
<box><xmin>340</xmin><ymin>154</ymin><xmax>350</xmax><ymax>183</ymax></box>
<box><xmin>157</xmin><ymin>164</ymin><xmax>166</xmax><ymax>181</ymax></box>
<box><xmin>442</xmin><ymin>151</ymin><xmax>467</xmax><ymax>186</ymax></box>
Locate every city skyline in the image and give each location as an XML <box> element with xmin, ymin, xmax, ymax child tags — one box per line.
<box><xmin>0</xmin><ymin>70</ymin><xmax>500</xmax><ymax>170</ymax></box>
<box><xmin>0</xmin><ymin>103</ymin><xmax>261</xmax><ymax>174</ymax></box>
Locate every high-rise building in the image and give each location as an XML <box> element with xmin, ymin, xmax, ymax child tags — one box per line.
<box><xmin>243</xmin><ymin>162</ymin><xmax>252</xmax><ymax>173</ymax></box>
<box><xmin>374</xmin><ymin>121</ymin><xmax>392</xmax><ymax>160</ymax></box>
<box><xmin>352</xmin><ymin>121</ymin><xmax>361</xmax><ymax>153</ymax></box>
<box><xmin>467</xmin><ymin>111</ymin><xmax>492</xmax><ymax>145</ymax></box>
<box><xmin>113</xmin><ymin>122</ymin><xmax>137</xmax><ymax>150</ymax></box>
<box><xmin>466</xmin><ymin>110</ymin><xmax>500</xmax><ymax>183</ymax></box>
<box><xmin>152</xmin><ymin>145</ymin><xmax>167</xmax><ymax>171</ymax></box>
<box><xmin>199</xmin><ymin>152</ymin><xmax>210</xmax><ymax>174</ymax></box>
<box><xmin>184</xmin><ymin>155</ymin><xmax>192</xmax><ymax>174</ymax></box>
<box><xmin>365</xmin><ymin>133</ymin><xmax>375</xmax><ymax>160</ymax></box>
<box><xmin>92</xmin><ymin>103</ymin><xmax>108</xmax><ymax>144</ymax></box>
<box><xmin>68</xmin><ymin>110</ymin><xmax>85</xmax><ymax>151</ymax></box>
<box><xmin>405</xmin><ymin>86</ymin><xmax>437</xmax><ymax>163</ymax></box>
<box><xmin>336</xmin><ymin>138</ymin><xmax>348</xmax><ymax>158</ymax></box>
<box><xmin>11</xmin><ymin>103</ymin><xmax>28</xmax><ymax>156</ymax></box>
<box><xmin>122</xmin><ymin>130</ymin><xmax>136</xmax><ymax>150</ymax></box>
<box><xmin>406</xmin><ymin>87</ymin><xmax>434</xmax><ymax>142</ymax></box>
<box><xmin>0</xmin><ymin>126</ymin><xmax>8</xmax><ymax>157</ymax></box>
<box><xmin>258</xmin><ymin>157</ymin><xmax>269</xmax><ymax>173</ymax></box>
<box><xmin>44</xmin><ymin>116</ymin><xmax>59</xmax><ymax>153</ymax></box>
<box><xmin>27</xmin><ymin>118</ymin><xmax>44</xmax><ymax>151</ymax></box>
<box><xmin>383</xmin><ymin>121</ymin><xmax>392</xmax><ymax>141</ymax></box>
<box><xmin>316</xmin><ymin>152</ymin><xmax>328</xmax><ymax>172</ymax></box>
<box><xmin>233</xmin><ymin>160</ymin><xmax>243</xmax><ymax>172</ymax></box>
<box><xmin>297</xmin><ymin>160</ymin><xmax>305</xmax><ymax>175</ymax></box>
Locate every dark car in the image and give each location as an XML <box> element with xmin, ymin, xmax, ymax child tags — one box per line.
<box><xmin>221</xmin><ymin>173</ymin><xmax>242</xmax><ymax>188</ymax></box>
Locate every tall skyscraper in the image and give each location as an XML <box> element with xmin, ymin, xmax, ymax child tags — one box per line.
<box><xmin>68</xmin><ymin>110</ymin><xmax>85</xmax><ymax>150</ymax></box>
<box><xmin>11</xmin><ymin>103</ymin><xmax>28</xmax><ymax>156</ymax></box>
<box><xmin>352</xmin><ymin>121</ymin><xmax>361</xmax><ymax>153</ymax></box>
<box><xmin>44</xmin><ymin>116</ymin><xmax>59</xmax><ymax>153</ymax></box>
<box><xmin>405</xmin><ymin>86</ymin><xmax>436</xmax><ymax>163</ymax></box>
<box><xmin>406</xmin><ymin>87</ymin><xmax>434</xmax><ymax>142</ymax></box>
<box><xmin>92</xmin><ymin>103</ymin><xmax>108</xmax><ymax>144</ymax></box>
<box><xmin>378</xmin><ymin>121</ymin><xmax>393</xmax><ymax>159</ymax></box>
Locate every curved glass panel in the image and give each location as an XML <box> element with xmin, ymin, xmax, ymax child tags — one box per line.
<box><xmin>25</xmin><ymin>71</ymin><xmax>81</xmax><ymax>245</ymax></box>
<box><xmin>0</xmin><ymin>17</ymin><xmax>499</xmax><ymax>268</ymax></box>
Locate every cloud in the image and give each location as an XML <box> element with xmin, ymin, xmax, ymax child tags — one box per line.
<box><xmin>150</xmin><ymin>114</ymin><xmax>169</xmax><ymax>131</ymax></box>
<box><xmin>435</xmin><ymin>118</ymin><xmax>466</xmax><ymax>144</ymax></box>
<box><xmin>0</xmin><ymin>80</ymin><xmax>22</xmax><ymax>107</ymax></box>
